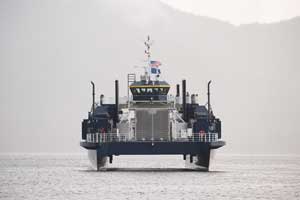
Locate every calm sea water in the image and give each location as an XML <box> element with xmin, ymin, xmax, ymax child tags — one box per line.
<box><xmin>0</xmin><ymin>154</ymin><xmax>299</xmax><ymax>200</ymax></box>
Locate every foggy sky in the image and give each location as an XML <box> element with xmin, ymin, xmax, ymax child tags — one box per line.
<box><xmin>162</xmin><ymin>0</ymin><xmax>300</xmax><ymax>25</ymax></box>
<box><xmin>0</xmin><ymin>0</ymin><xmax>299</xmax><ymax>154</ymax></box>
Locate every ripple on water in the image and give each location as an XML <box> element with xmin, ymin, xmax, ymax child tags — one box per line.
<box><xmin>0</xmin><ymin>154</ymin><xmax>300</xmax><ymax>200</ymax></box>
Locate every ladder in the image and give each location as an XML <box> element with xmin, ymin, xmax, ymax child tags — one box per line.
<box><xmin>127</xmin><ymin>73</ymin><xmax>136</xmax><ymax>107</ymax></box>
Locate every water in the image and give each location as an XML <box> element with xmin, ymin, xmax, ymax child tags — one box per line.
<box><xmin>0</xmin><ymin>154</ymin><xmax>300</xmax><ymax>200</ymax></box>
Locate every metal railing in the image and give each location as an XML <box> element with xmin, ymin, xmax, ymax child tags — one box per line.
<box><xmin>177</xmin><ymin>133</ymin><xmax>218</xmax><ymax>143</ymax></box>
<box><xmin>86</xmin><ymin>132</ymin><xmax>218</xmax><ymax>143</ymax></box>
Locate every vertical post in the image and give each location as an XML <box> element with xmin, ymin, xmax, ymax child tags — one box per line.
<box><xmin>127</xmin><ymin>74</ymin><xmax>130</xmax><ymax>108</ymax></box>
<box><xmin>176</xmin><ymin>84</ymin><xmax>180</xmax><ymax>97</ymax></box>
<box><xmin>115</xmin><ymin>80</ymin><xmax>119</xmax><ymax>128</ymax></box>
<box><xmin>182</xmin><ymin>79</ymin><xmax>186</xmax><ymax>122</ymax></box>
<box><xmin>169</xmin><ymin>122</ymin><xmax>173</xmax><ymax>141</ymax></box>
<box><xmin>91</xmin><ymin>81</ymin><xmax>95</xmax><ymax>113</ymax></box>
<box><xmin>207</xmin><ymin>80</ymin><xmax>212</xmax><ymax>121</ymax></box>
<box><xmin>151</xmin><ymin>112</ymin><xmax>154</xmax><ymax>142</ymax></box>
<box><xmin>100</xmin><ymin>94</ymin><xmax>104</xmax><ymax>105</ymax></box>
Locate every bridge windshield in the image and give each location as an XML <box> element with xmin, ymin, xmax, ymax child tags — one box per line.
<box><xmin>130</xmin><ymin>86</ymin><xmax>170</xmax><ymax>101</ymax></box>
<box><xmin>131</xmin><ymin>87</ymin><xmax>169</xmax><ymax>95</ymax></box>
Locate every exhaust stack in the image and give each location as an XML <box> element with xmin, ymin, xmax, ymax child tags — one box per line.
<box><xmin>91</xmin><ymin>81</ymin><xmax>95</xmax><ymax>113</ymax></box>
<box><xmin>207</xmin><ymin>80</ymin><xmax>212</xmax><ymax>120</ymax></box>
<box><xmin>176</xmin><ymin>84</ymin><xmax>180</xmax><ymax>97</ymax></box>
<box><xmin>182</xmin><ymin>79</ymin><xmax>186</xmax><ymax>122</ymax></box>
<box><xmin>100</xmin><ymin>94</ymin><xmax>104</xmax><ymax>105</ymax></box>
<box><xmin>115</xmin><ymin>80</ymin><xmax>119</xmax><ymax>127</ymax></box>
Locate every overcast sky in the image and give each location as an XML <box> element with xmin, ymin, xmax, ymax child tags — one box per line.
<box><xmin>161</xmin><ymin>0</ymin><xmax>300</xmax><ymax>25</ymax></box>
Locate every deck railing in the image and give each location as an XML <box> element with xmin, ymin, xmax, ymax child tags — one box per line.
<box><xmin>86</xmin><ymin>132</ymin><xmax>218</xmax><ymax>143</ymax></box>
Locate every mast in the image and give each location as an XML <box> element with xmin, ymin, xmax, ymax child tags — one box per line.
<box><xmin>144</xmin><ymin>35</ymin><xmax>152</xmax><ymax>82</ymax></box>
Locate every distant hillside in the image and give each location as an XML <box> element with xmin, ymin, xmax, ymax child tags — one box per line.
<box><xmin>0</xmin><ymin>0</ymin><xmax>299</xmax><ymax>154</ymax></box>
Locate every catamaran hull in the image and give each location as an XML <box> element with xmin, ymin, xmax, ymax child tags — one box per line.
<box><xmin>185</xmin><ymin>150</ymin><xmax>217</xmax><ymax>171</ymax></box>
<box><xmin>88</xmin><ymin>150</ymin><xmax>107</xmax><ymax>170</ymax></box>
<box><xmin>82</xmin><ymin>141</ymin><xmax>225</xmax><ymax>171</ymax></box>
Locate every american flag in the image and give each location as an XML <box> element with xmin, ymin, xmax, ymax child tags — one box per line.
<box><xmin>150</xmin><ymin>60</ymin><xmax>161</xmax><ymax>67</ymax></box>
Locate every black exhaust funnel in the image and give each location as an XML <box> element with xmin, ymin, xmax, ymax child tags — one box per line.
<box><xmin>182</xmin><ymin>79</ymin><xmax>186</xmax><ymax>122</ymax></box>
<box><xmin>207</xmin><ymin>80</ymin><xmax>212</xmax><ymax>120</ymax></box>
<box><xmin>91</xmin><ymin>81</ymin><xmax>95</xmax><ymax>113</ymax></box>
<box><xmin>114</xmin><ymin>80</ymin><xmax>119</xmax><ymax>127</ymax></box>
<box><xmin>176</xmin><ymin>84</ymin><xmax>180</xmax><ymax>97</ymax></box>
<box><xmin>100</xmin><ymin>94</ymin><xmax>104</xmax><ymax>105</ymax></box>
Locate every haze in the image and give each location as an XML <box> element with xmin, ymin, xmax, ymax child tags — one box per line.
<box><xmin>162</xmin><ymin>0</ymin><xmax>300</xmax><ymax>25</ymax></box>
<box><xmin>0</xmin><ymin>0</ymin><xmax>299</xmax><ymax>154</ymax></box>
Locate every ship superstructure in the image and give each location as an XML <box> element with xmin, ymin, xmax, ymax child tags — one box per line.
<box><xmin>80</xmin><ymin>36</ymin><xmax>225</xmax><ymax>171</ymax></box>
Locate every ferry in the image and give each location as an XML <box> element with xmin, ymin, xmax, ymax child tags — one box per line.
<box><xmin>80</xmin><ymin>36</ymin><xmax>225</xmax><ymax>171</ymax></box>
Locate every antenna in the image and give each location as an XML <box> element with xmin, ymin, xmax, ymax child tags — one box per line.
<box><xmin>144</xmin><ymin>35</ymin><xmax>153</xmax><ymax>59</ymax></box>
<box><xmin>143</xmin><ymin>35</ymin><xmax>154</xmax><ymax>82</ymax></box>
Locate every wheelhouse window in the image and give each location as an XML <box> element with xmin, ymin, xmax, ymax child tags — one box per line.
<box><xmin>131</xmin><ymin>87</ymin><xmax>170</xmax><ymax>95</ymax></box>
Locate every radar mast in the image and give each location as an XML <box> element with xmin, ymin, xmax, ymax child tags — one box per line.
<box><xmin>143</xmin><ymin>35</ymin><xmax>154</xmax><ymax>82</ymax></box>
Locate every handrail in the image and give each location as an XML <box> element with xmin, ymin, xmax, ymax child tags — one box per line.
<box><xmin>85</xmin><ymin>132</ymin><xmax>218</xmax><ymax>143</ymax></box>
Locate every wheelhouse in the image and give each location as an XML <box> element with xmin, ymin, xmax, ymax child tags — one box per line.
<box><xmin>130</xmin><ymin>81</ymin><xmax>170</xmax><ymax>101</ymax></box>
